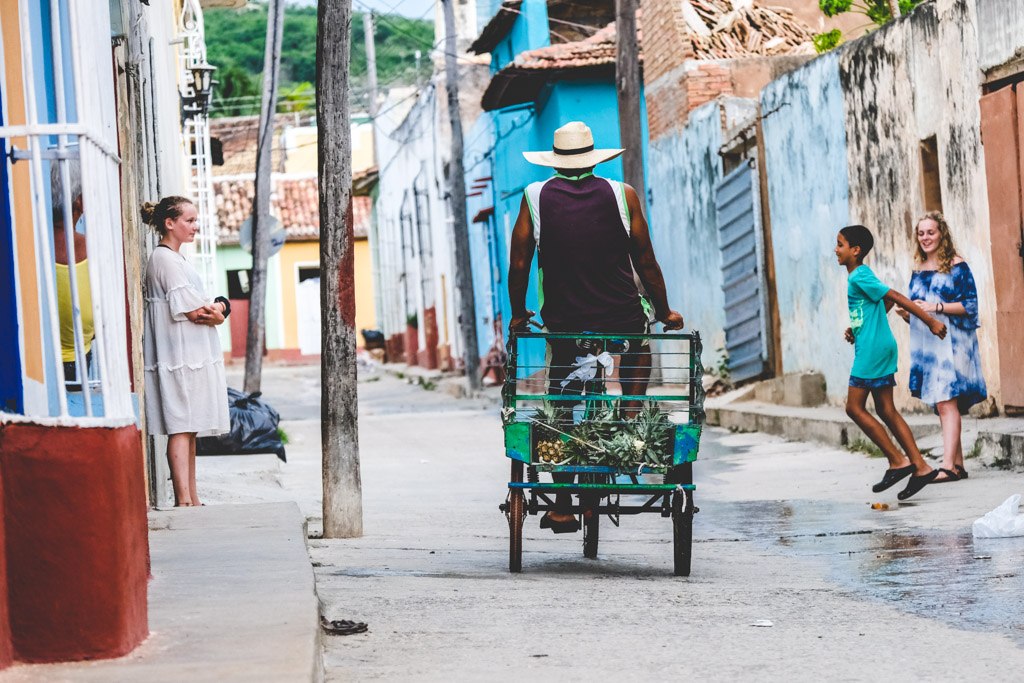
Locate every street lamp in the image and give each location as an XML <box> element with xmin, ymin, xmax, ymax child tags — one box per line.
<box><xmin>182</xmin><ymin>62</ymin><xmax>217</xmax><ymax>119</ymax></box>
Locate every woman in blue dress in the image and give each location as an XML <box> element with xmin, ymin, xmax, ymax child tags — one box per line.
<box><xmin>897</xmin><ymin>212</ymin><xmax>987</xmax><ymax>483</ymax></box>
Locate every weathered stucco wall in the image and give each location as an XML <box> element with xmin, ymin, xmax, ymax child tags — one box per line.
<box><xmin>647</xmin><ymin>103</ymin><xmax>726</xmax><ymax>382</ymax></box>
<box><xmin>974</xmin><ymin>0</ymin><xmax>1024</xmax><ymax>71</ymax></box>
<box><xmin>761</xmin><ymin>52</ymin><xmax>851</xmax><ymax>401</ymax></box>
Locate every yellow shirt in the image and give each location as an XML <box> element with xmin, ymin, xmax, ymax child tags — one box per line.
<box><xmin>56</xmin><ymin>260</ymin><xmax>94</xmax><ymax>362</ymax></box>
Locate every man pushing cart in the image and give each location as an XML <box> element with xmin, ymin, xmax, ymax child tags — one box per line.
<box><xmin>501</xmin><ymin>122</ymin><xmax>704</xmax><ymax>575</ymax></box>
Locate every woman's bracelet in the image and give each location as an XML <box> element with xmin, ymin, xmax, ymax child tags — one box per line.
<box><xmin>937</xmin><ymin>302</ymin><xmax>944</xmax><ymax>314</ymax></box>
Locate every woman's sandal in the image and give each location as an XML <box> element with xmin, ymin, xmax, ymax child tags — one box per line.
<box><xmin>955</xmin><ymin>464</ymin><xmax>969</xmax><ymax>479</ymax></box>
<box><xmin>321</xmin><ymin>617</ymin><xmax>368</xmax><ymax>636</ymax></box>
<box><xmin>872</xmin><ymin>464</ymin><xmax>915</xmax><ymax>493</ymax></box>
<box><xmin>932</xmin><ymin>467</ymin><xmax>961</xmax><ymax>484</ymax></box>
<box><xmin>897</xmin><ymin>469</ymin><xmax>941</xmax><ymax>501</ymax></box>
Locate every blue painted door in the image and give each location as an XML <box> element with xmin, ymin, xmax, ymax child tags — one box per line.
<box><xmin>715</xmin><ymin>161</ymin><xmax>769</xmax><ymax>383</ymax></box>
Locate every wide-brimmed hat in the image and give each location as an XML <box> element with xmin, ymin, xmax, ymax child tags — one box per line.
<box><xmin>522</xmin><ymin>121</ymin><xmax>624</xmax><ymax>169</ymax></box>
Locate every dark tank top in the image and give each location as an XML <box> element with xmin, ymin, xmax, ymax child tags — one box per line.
<box><xmin>531</xmin><ymin>174</ymin><xmax>643</xmax><ymax>331</ymax></box>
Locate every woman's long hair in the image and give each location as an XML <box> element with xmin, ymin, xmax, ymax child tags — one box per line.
<box><xmin>913</xmin><ymin>211</ymin><xmax>957</xmax><ymax>273</ymax></box>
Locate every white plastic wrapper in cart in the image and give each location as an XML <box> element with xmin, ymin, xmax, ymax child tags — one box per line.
<box><xmin>972</xmin><ymin>494</ymin><xmax>1024</xmax><ymax>538</ymax></box>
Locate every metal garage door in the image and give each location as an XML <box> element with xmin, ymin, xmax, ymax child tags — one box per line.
<box><xmin>715</xmin><ymin>160</ymin><xmax>769</xmax><ymax>383</ymax></box>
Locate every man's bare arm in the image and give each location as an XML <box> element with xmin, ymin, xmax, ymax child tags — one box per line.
<box><xmin>507</xmin><ymin>195</ymin><xmax>536</xmax><ymax>331</ymax></box>
<box><xmin>625</xmin><ymin>185</ymin><xmax>683</xmax><ymax>329</ymax></box>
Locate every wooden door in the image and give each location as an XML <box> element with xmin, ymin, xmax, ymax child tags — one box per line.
<box><xmin>979</xmin><ymin>85</ymin><xmax>1024</xmax><ymax>412</ymax></box>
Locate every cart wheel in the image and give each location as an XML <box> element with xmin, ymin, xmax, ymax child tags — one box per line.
<box><xmin>671</xmin><ymin>493</ymin><xmax>696</xmax><ymax>573</ymax></box>
<box><xmin>509</xmin><ymin>490</ymin><xmax>525</xmax><ymax>572</ymax></box>
<box><xmin>583</xmin><ymin>509</ymin><xmax>599</xmax><ymax>559</ymax></box>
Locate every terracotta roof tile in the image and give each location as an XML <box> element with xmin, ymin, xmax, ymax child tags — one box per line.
<box><xmin>214</xmin><ymin>175</ymin><xmax>371</xmax><ymax>245</ymax></box>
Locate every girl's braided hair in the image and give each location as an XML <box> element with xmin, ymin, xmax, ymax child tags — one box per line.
<box><xmin>140</xmin><ymin>196</ymin><xmax>192</xmax><ymax>236</ymax></box>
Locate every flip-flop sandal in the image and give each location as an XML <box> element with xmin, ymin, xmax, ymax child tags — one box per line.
<box><xmin>955</xmin><ymin>465</ymin><xmax>969</xmax><ymax>479</ymax></box>
<box><xmin>321</xmin><ymin>617</ymin><xmax>368</xmax><ymax>636</ymax></box>
<box><xmin>872</xmin><ymin>464</ymin><xmax>915</xmax><ymax>493</ymax></box>
<box><xmin>931</xmin><ymin>467</ymin><xmax>961</xmax><ymax>483</ymax></box>
<box><xmin>897</xmin><ymin>469</ymin><xmax>940</xmax><ymax>501</ymax></box>
<box><xmin>539</xmin><ymin>514</ymin><xmax>581</xmax><ymax>534</ymax></box>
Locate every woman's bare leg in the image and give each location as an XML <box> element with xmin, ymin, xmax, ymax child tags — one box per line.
<box><xmin>935</xmin><ymin>399</ymin><xmax>962</xmax><ymax>481</ymax></box>
<box><xmin>188</xmin><ymin>434</ymin><xmax>202</xmax><ymax>506</ymax></box>
<box><xmin>167</xmin><ymin>433</ymin><xmax>194</xmax><ymax>506</ymax></box>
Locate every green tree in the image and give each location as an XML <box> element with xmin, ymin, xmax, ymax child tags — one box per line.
<box><xmin>204</xmin><ymin>1</ymin><xmax>434</xmax><ymax>117</ymax></box>
<box><xmin>814</xmin><ymin>0</ymin><xmax>927</xmax><ymax>53</ymax></box>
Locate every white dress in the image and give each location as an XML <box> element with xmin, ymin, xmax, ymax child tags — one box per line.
<box><xmin>144</xmin><ymin>246</ymin><xmax>229</xmax><ymax>436</ymax></box>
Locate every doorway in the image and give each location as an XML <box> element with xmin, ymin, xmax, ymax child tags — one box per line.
<box><xmin>979</xmin><ymin>82</ymin><xmax>1024</xmax><ymax>413</ymax></box>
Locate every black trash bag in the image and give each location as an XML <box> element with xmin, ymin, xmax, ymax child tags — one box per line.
<box><xmin>361</xmin><ymin>328</ymin><xmax>385</xmax><ymax>349</ymax></box>
<box><xmin>196</xmin><ymin>388</ymin><xmax>287</xmax><ymax>462</ymax></box>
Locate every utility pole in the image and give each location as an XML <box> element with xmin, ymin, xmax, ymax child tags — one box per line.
<box><xmin>615</xmin><ymin>0</ymin><xmax>645</xmax><ymax>201</ymax></box>
<box><xmin>363</xmin><ymin>12</ymin><xmax>379</xmax><ymax>128</ymax></box>
<box><xmin>887</xmin><ymin>1</ymin><xmax>902</xmax><ymax>19</ymax></box>
<box><xmin>318</xmin><ymin>0</ymin><xmax>362</xmax><ymax>538</ymax></box>
<box><xmin>441</xmin><ymin>0</ymin><xmax>481</xmax><ymax>391</ymax></box>
<box><xmin>244</xmin><ymin>0</ymin><xmax>285</xmax><ymax>393</ymax></box>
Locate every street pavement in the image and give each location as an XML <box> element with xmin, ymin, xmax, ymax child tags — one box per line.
<box><xmin>208</xmin><ymin>363</ymin><xmax>1024</xmax><ymax>681</ymax></box>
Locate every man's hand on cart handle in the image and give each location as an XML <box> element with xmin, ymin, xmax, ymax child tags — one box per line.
<box><xmin>660</xmin><ymin>310</ymin><xmax>685</xmax><ymax>331</ymax></box>
<box><xmin>509</xmin><ymin>310</ymin><xmax>537</xmax><ymax>333</ymax></box>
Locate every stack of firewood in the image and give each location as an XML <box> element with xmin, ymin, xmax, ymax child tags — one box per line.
<box><xmin>681</xmin><ymin>0</ymin><xmax>816</xmax><ymax>59</ymax></box>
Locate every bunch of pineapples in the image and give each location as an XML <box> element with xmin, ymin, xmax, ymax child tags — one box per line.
<box><xmin>536</xmin><ymin>438</ymin><xmax>566</xmax><ymax>463</ymax></box>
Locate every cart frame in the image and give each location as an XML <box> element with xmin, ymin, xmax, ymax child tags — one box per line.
<box><xmin>499</xmin><ymin>330</ymin><xmax>705</xmax><ymax>575</ymax></box>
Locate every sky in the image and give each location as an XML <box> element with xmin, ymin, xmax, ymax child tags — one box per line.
<box><xmin>291</xmin><ymin>0</ymin><xmax>438</xmax><ymax>20</ymax></box>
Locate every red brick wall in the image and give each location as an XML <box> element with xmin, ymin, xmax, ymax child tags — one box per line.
<box><xmin>1</xmin><ymin>422</ymin><xmax>149</xmax><ymax>663</ymax></box>
<box><xmin>642</xmin><ymin>0</ymin><xmax>695</xmax><ymax>140</ymax></box>
<box><xmin>685</xmin><ymin>62</ymin><xmax>735</xmax><ymax>112</ymax></box>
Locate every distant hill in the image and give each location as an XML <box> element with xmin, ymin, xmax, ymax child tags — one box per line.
<box><xmin>204</xmin><ymin>2</ymin><xmax>434</xmax><ymax>117</ymax></box>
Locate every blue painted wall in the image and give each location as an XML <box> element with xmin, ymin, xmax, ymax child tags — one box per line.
<box><xmin>490</xmin><ymin>0</ymin><xmax>549</xmax><ymax>74</ymax></box>
<box><xmin>645</xmin><ymin>102</ymin><xmax>725</xmax><ymax>382</ymax></box>
<box><xmin>760</xmin><ymin>52</ymin><xmax>851</xmax><ymax>398</ymax></box>
<box><xmin>0</xmin><ymin>96</ymin><xmax>23</xmax><ymax>413</ymax></box>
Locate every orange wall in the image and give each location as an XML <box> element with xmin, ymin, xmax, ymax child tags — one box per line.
<box><xmin>278</xmin><ymin>238</ymin><xmax>377</xmax><ymax>351</ymax></box>
<box><xmin>2</xmin><ymin>0</ymin><xmax>43</xmax><ymax>384</ymax></box>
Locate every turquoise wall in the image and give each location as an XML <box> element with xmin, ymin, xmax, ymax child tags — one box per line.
<box><xmin>760</xmin><ymin>52</ymin><xmax>851</xmax><ymax>396</ymax></box>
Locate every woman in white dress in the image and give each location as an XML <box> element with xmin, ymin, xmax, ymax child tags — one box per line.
<box><xmin>143</xmin><ymin>197</ymin><xmax>229</xmax><ymax>506</ymax></box>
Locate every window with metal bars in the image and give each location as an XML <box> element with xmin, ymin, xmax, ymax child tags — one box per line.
<box><xmin>0</xmin><ymin>0</ymin><xmax>133</xmax><ymax>422</ymax></box>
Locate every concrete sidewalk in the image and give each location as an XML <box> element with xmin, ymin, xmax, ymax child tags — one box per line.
<box><xmin>707</xmin><ymin>395</ymin><xmax>1024</xmax><ymax>469</ymax></box>
<box><xmin>1</xmin><ymin>503</ymin><xmax>321</xmax><ymax>683</ymax></box>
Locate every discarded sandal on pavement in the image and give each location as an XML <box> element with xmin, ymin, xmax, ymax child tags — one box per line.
<box><xmin>932</xmin><ymin>467</ymin><xmax>961</xmax><ymax>483</ymax></box>
<box><xmin>872</xmin><ymin>464</ymin><xmax>915</xmax><ymax>493</ymax></box>
<box><xmin>897</xmin><ymin>469</ymin><xmax>940</xmax><ymax>501</ymax></box>
<box><xmin>955</xmin><ymin>464</ymin><xmax>969</xmax><ymax>479</ymax></box>
<box><xmin>539</xmin><ymin>513</ymin><xmax>580</xmax><ymax>534</ymax></box>
<box><xmin>321</xmin><ymin>617</ymin><xmax>368</xmax><ymax>636</ymax></box>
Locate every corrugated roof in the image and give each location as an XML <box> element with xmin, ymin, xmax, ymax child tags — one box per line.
<box><xmin>214</xmin><ymin>175</ymin><xmax>371</xmax><ymax>245</ymax></box>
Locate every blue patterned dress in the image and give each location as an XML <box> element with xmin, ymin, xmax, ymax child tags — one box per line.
<box><xmin>907</xmin><ymin>262</ymin><xmax>987</xmax><ymax>412</ymax></box>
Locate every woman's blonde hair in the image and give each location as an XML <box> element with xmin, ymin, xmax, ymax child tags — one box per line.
<box><xmin>914</xmin><ymin>211</ymin><xmax>958</xmax><ymax>273</ymax></box>
<box><xmin>140</xmin><ymin>196</ymin><xmax>192</xmax><ymax>235</ymax></box>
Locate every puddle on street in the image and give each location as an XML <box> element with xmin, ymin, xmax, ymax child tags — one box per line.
<box><xmin>707</xmin><ymin>499</ymin><xmax>1024</xmax><ymax>644</ymax></box>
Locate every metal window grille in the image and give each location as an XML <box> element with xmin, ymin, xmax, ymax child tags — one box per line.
<box><xmin>0</xmin><ymin>0</ymin><xmax>133</xmax><ymax>421</ymax></box>
<box><xmin>178</xmin><ymin>0</ymin><xmax>219</xmax><ymax>296</ymax></box>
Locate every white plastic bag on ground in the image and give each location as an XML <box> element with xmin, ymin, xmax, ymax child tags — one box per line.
<box><xmin>972</xmin><ymin>494</ymin><xmax>1024</xmax><ymax>538</ymax></box>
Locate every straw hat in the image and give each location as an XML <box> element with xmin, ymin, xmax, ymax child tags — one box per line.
<box><xmin>522</xmin><ymin>121</ymin><xmax>624</xmax><ymax>169</ymax></box>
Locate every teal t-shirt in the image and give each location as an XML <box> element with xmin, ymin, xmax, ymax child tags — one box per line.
<box><xmin>847</xmin><ymin>265</ymin><xmax>898</xmax><ymax>379</ymax></box>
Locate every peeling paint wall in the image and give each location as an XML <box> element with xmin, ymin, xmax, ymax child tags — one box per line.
<box><xmin>647</xmin><ymin>103</ymin><xmax>725</xmax><ymax>382</ymax></box>
<box><xmin>761</xmin><ymin>53</ymin><xmax>851</xmax><ymax>400</ymax></box>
